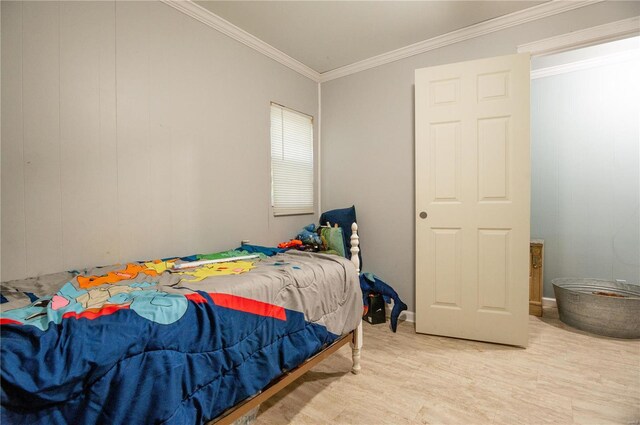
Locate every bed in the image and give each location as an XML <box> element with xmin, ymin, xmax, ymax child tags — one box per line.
<box><xmin>0</xmin><ymin>224</ymin><xmax>364</xmax><ymax>425</ymax></box>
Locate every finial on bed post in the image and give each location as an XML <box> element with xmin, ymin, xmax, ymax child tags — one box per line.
<box><xmin>349</xmin><ymin>222</ymin><xmax>362</xmax><ymax>374</ymax></box>
<box><xmin>350</xmin><ymin>222</ymin><xmax>360</xmax><ymax>273</ymax></box>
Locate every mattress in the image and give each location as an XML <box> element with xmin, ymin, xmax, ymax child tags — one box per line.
<box><xmin>0</xmin><ymin>250</ymin><xmax>362</xmax><ymax>424</ymax></box>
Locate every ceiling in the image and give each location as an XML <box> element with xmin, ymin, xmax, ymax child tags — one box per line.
<box><xmin>195</xmin><ymin>1</ymin><xmax>545</xmax><ymax>73</ymax></box>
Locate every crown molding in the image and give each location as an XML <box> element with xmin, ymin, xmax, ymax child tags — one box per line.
<box><xmin>162</xmin><ymin>0</ymin><xmax>617</xmax><ymax>84</ymax></box>
<box><xmin>160</xmin><ymin>0</ymin><xmax>321</xmax><ymax>82</ymax></box>
<box><xmin>518</xmin><ymin>16</ymin><xmax>640</xmax><ymax>56</ymax></box>
<box><xmin>531</xmin><ymin>48</ymin><xmax>640</xmax><ymax>79</ymax></box>
<box><xmin>319</xmin><ymin>0</ymin><xmax>604</xmax><ymax>83</ymax></box>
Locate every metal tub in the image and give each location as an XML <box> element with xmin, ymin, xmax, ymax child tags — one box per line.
<box><xmin>552</xmin><ymin>278</ymin><xmax>640</xmax><ymax>339</ymax></box>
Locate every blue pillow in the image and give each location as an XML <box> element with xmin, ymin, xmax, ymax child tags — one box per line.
<box><xmin>319</xmin><ymin>206</ymin><xmax>363</xmax><ymax>269</ymax></box>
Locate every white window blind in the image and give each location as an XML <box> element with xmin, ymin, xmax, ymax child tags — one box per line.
<box><xmin>270</xmin><ymin>103</ymin><xmax>314</xmax><ymax>216</ymax></box>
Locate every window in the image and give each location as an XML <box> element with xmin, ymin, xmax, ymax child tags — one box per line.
<box><xmin>270</xmin><ymin>103</ymin><xmax>314</xmax><ymax>216</ymax></box>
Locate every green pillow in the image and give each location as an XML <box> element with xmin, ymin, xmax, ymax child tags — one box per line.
<box><xmin>320</xmin><ymin>227</ymin><xmax>346</xmax><ymax>258</ymax></box>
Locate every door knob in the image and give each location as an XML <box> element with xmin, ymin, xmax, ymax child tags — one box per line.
<box><xmin>419</xmin><ymin>211</ymin><xmax>428</xmax><ymax>219</ymax></box>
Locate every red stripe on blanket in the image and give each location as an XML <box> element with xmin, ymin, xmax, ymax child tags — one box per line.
<box><xmin>185</xmin><ymin>293</ymin><xmax>208</xmax><ymax>304</ymax></box>
<box><xmin>62</xmin><ymin>304</ymin><xmax>130</xmax><ymax>320</ymax></box>
<box><xmin>0</xmin><ymin>318</ymin><xmax>23</xmax><ymax>326</ymax></box>
<box><xmin>209</xmin><ymin>293</ymin><xmax>286</xmax><ymax>321</ymax></box>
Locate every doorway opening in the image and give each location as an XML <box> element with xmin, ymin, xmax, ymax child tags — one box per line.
<box><xmin>529</xmin><ymin>36</ymin><xmax>640</xmax><ymax>306</ymax></box>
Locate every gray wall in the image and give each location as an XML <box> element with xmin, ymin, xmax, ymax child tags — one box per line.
<box><xmin>1</xmin><ymin>1</ymin><xmax>318</xmax><ymax>281</ymax></box>
<box><xmin>531</xmin><ymin>53</ymin><xmax>640</xmax><ymax>297</ymax></box>
<box><xmin>321</xmin><ymin>1</ymin><xmax>640</xmax><ymax>311</ymax></box>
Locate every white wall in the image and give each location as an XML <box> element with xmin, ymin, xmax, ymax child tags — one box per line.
<box><xmin>321</xmin><ymin>2</ymin><xmax>640</xmax><ymax>311</ymax></box>
<box><xmin>1</xmin><ymin>1</ymin><xmax>318</xmax><ymax>281</ymax></box>
<box><xmin>531</xmin><ymin>47</ymin><xmax>640</xmax><ymax>297</ymax></box>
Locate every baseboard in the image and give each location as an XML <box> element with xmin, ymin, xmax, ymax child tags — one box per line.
<box><xmin>542</xmin><ymin>297</ymin><xmax>557</xmax><ymax>308</ymax></box>
<box><xmin>399</xmin><ymin>310</ymin><xmax>415</xmax><ymax>323</ymax></box>
<box><xmin>384</xmin><ymin>302</ymin><xmax>416</xmax><ymax>323</ymax></box>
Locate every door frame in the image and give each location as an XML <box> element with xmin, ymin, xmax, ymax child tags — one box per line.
<box><xmin>517</xmin><ymin>16</ymin><xmax>639</xmax><ymax>57</ymax></box>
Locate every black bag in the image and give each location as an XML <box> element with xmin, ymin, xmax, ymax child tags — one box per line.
<box><xmin>364</xmin><ymin>293</ymin><xmax>386</xmax><ymax>325</ymax></box>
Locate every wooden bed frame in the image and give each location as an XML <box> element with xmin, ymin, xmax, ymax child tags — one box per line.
<box><xmin>210</xmin><ymin>223</ymin><xmax>364</xmax><ymax>425</ymax></box>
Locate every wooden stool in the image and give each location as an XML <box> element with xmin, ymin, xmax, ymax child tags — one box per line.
<box><xmin>529</xmin><ymin>240</ymin><xmax>544</xmax><ymax>317</ymax></box>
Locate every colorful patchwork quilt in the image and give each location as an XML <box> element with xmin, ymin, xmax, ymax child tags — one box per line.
<box><xmin>0</xmin><ymin>250</ymin><xmax>362</xmax><ymax>424</ymax></box>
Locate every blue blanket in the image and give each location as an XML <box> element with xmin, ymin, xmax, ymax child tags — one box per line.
<box><xmin>1</xmin><ymin>250</ymin><xmax>362</xmax><ymax>424</ymax></box>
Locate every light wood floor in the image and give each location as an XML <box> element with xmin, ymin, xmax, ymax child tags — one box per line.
<box><xmin>255</xmin><ymin>310</ymin><xmax>640</xmax><ymax>424</ymax></box>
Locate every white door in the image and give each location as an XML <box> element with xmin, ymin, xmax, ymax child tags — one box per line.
<box><xmin>415</xmin><ymin>53</ymin><xmax>530</xmax><ymax>347</ymax></box>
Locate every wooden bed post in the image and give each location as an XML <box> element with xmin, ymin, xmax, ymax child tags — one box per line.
<box><xmin>350</xmin><ymin>223</ymin><xmax>363</xmax><ymax>375</ymax></box>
